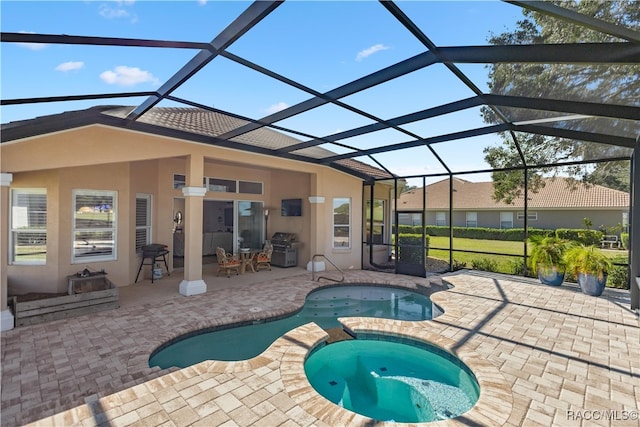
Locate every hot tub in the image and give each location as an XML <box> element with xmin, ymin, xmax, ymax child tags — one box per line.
<box><xmin>304</xmin><ymin>335</ymin><xmax>480</xmax><ymax>423</ymax></box>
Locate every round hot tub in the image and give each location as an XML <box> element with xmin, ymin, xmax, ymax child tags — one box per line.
<box><xmin>304</xmin><ymin>336</ymin><xmax>479</xmax><ymax>423</ymax></box>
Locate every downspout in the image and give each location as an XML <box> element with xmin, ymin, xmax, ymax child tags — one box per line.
<box><xmin>449</xmin><ymin>174</ymin><xmax>454</xmax><ymax>271</ymax></box>
<box><xmin>630</xmin><ymin>137</ymin><xmax>639</xmax><ymax>311</ymax></box>
<box><xmin>369</xmin><ymin>182</ymin><xmax>375</xmax><ymax>266</ymax></box>
<box><xmin>422</xmin><ymin>176</ymin><xmax>427</xmax><ymax>272</ymax></box>
<box><xmin>394</xmin><ymin>178</ymin><xmax>400</xmax><ymax>272</ymax></box>
<box><xmin>523</xmin><ymin>167</ymin><xmax>529</xmax><ymax>277</ymax></box>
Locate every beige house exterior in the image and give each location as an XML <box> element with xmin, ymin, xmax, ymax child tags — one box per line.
<box><xmin>0</xmin><ymin>106</ymin><xmax>395</xmax><ymax>330</ymax></box>
<box><xmin>397</xmin><ymin>177</ymin><xmax>630</xmax><ymax>231</ymax></box>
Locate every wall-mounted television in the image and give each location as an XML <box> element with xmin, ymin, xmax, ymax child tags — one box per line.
<box><xmin>281</xmin><ymin>198</ymin><xmax>302</xmax><ymax>217</ymax></box>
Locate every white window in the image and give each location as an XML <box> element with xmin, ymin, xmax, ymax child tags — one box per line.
<box><xmin>517</xmin><ymin>211</ymin><xmax>538</xmax><ymax>221</ymax></box>
<box><xmin>206</xmin><ymin>177</ymin><xmax>263</xmax><ymax>195</ymax></box>
<box><xmin>11</xmin><ymin>189</ymin><xmax>47</xmax><ymax>265</ymax></box>
<box><xmin>135</xmin><ymin>194</ymin><xmax>152</xmax><ymax>252</ymax></box>
<box><xmin>466</xmin><ymin>212</ymin><xmax>477</xmax><ymax>227</ymax></box>
<box><xmin>333</xmin><ymin>198</ymin><xmax>351</xmax><ymax>248</ymax></box>
<box><xmin>208</xmin><ymin>178</ymin><xmax>236</xmax><ymax>193</ymax></box>
<box><xmin>436</xmin><ymin>211</ymin><xmax>447</xmax><ymax>226</ymax></box>
<box><xmin>73</xmin><ymin>190</ymin><xmax>117</xmax><ymax>263</ymax></box>
<box><xmin>238</xmin><ymin>180</ymin><xmax>263</xmax><ymax>195</ymax></box>
<box><xmin>500</xmin><ymin>212</ymin><xmax>514</xmax><ymax>229</ymax></box>
<box><xmin>173</xmin><ymin>174</ymin><xmax>185</xmax><ymax>189</ymax></box>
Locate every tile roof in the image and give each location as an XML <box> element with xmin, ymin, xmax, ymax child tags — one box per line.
<box><xmin>397</xmin><ymin>177</ymin><xmax>629</xmax><ymax>210</ymax></box>
<box><xmin>1</xmin><ymin>106</ymin><xmax>393</xmax><ymax>181</ymax></box>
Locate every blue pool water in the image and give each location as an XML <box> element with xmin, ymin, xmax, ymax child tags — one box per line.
<box><xmin>149</xmin><ymin>285</ymin><xmax>441</xmax><ymax>368</ymax></box>
<box><xmin>304</xmin><ymin>338</ymin><xmax>480</xmax><ymax>423</ymax></box>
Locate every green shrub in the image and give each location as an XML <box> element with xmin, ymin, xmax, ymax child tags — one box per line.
<box><xmin>452</xmin><ymin>259</ymin><xmax>467</xmax><ymax>271</ymax></box>
<box><xmin>471</xmin><ymin>257</ymin><xmax>499</xmax><ymax>272</ymax></box>
<box><xmin>397</xmin><ymin>233</ymin><xmax>430</xmax><ymax>264</ymax></box>
<box><xmin>397</xmin><ymin>225</ymin><xmax>609</xmax><ymax>246</ymax></box>
<box><xmin>510</xmin><ymin>258</ymin><xmax>529</xmax><ymax>276</ymax></box>
<box><xmin>607</xmin><ymin>255</ymin><xmax>629</xmax><ymax>289</ymax></box>
<box><xmin>397</xmin><ymin>225</ymin><xmax>555</xmax><ymax>241</ymax></box>
<box><xmin>555</xmin><ymin>229</ymin><xmax>603</xmax><ymax>246</ymax></box>
<box><xmin>397</xmin><ymin>225</ymin><xmax>419</xmax><ymax>234</ymax></box>
<box><xmin>620</xmin><ymin>233</ymin><xmax>629</xmax><ymax>250</ymax></box>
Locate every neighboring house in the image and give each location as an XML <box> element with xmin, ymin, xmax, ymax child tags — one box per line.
<box><xmin>397</xmin><ymin>177</ymin><xmax>629</xmax><ymax>231</ymax></box>
<box><xmin>0</xmin><ymin>106</ymin><xmax>395</xmax><ymax>329</ymax></box>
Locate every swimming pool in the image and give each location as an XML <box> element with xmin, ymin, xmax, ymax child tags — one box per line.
<box><xmin>149</xmin><ymin>284</ymin><xmax>442</xmax><ymax>368</ymax></box>
<box><xmin>304</xmin><ymin>336</ymin><xmax>480</xmax><ymax>422</ymax></box>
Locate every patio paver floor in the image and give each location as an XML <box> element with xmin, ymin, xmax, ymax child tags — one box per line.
<box><xmin>1</xmin><ymin>268</ymin><xmax>639</xmax><ymax>426</ymax></box>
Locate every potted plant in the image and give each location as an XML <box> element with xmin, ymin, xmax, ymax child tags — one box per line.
<box><xmin>528</xmin><ymin>235</ymin><xmax>571</xmax><ymax>286</ymax></box>
<box><xmin>563</xmin><ymin>245</ymin><xmax>613</xmax><ymax>296</ymax></box>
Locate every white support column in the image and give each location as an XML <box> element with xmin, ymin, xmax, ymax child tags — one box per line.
<box><xmin>178</xmin><ymin>154</ymin><xmax>207</xmax><ymax>297</ymax></box>
<box><xmin>306</xmin><ymin>194</ymin><xmax>326</xmax><ymax>272</ymax></box>
<box><xmin>1</xmin><ymin>173</ymin><xmax>15</xmax><ymax>331</ymax></box>
<box><xmin>179</xmin><ymin>186</ymin><xmax>207</xmax><ymax>296</ymax></box>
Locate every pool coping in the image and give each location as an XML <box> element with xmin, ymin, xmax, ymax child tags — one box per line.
<box><xmin>277</xmin><ymin>317</ymin><xmax>512</xmax><ymax>427</ymax></box>
<box><xmin>14</xmin><ymin>270</ymin><xmax>640</xmax><ymax>427</ymax></box>
<box><xmin>120</xmin><ymin>275</ymin><xmax>514</xmax><ymax>426</ymax></box>
<box><xmin>126</xmin><ymin>278</ymin><xmax>450</xmax><ymax>379</ymax></box>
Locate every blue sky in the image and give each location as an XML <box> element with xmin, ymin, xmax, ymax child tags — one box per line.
<box><xmin>1</xmin><ymin>1</ymin><xmax>526</xmax><ymax>183</ymax></box>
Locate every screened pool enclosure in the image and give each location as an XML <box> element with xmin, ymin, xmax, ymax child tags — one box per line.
<box><xmin>1</xmin><ymin>1</ymin><xmax>638</xmax><ymax>308</ymax></box>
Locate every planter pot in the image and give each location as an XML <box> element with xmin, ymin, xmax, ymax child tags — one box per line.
<box><xmin>577</xmin><ymin>273</ymin><xmax>607</xmax><ymax>296</ymax></box>
<box><xmin>537</xmin><ymin>266</ymin><xmax>565</xmax><ymax>286</ymax></box>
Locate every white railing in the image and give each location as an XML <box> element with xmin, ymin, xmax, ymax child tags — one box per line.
<box><xmin>311</xmin><ymin>254</ymin><xmax>344</xmax><ymax>283</ymax></box>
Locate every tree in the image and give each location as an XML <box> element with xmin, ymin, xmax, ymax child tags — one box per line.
<box><xmin>482</xmin><ymin>0</ymin><xmax>638</xmax><ymax>202</ymax></box>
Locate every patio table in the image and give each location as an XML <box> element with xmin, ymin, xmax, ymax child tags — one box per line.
<box><xmin>238</xmin><ymin>249</ymin><xmax>259</xmax><ymax>274</ymax></box>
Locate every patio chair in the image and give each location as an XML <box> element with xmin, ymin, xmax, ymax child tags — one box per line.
<box><xmin>216</xmin><ymin>246</ymin><xmax>241</xmax><ymax>277</ymax></box>
<box><xmin>253</xmin><ymin>241</ymin><xmax>273</xmax><ymax>271</ymax></box>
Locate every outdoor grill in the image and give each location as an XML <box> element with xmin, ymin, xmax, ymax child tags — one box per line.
<box><xmin>135</xmin><ymin>244</ymin><xmax>170</xmax><ymax>283</ymax></box>
<box><xmin>270</xmin><ymin>232</ymin><xmax>297</xmax><ymax>267</ymax></box>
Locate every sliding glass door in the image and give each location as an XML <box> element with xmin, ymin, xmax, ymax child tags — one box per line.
<box><xmin>237</xmin><ymin>201</ymin><xmax>264</xmax><ymax>250</ymax></box>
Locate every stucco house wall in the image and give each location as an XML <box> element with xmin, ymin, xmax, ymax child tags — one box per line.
<box><xmin>2</xmin><ymin>124</ymin><xmax>370</xmax><ymax>295</ymax></box>
<box><xmin>397</xmin><ymin>178</ymin><xmax>629</xmax><ymax>232</ymax></box>
<box><xmin>402</xmin><ymin>209</ymin><xmax>626</xmax><ymax>231</ymax></box>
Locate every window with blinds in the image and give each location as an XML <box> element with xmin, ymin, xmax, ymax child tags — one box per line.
<box><xmin>466</xmin><ymin>212</ymin><xmax>477</xmax><ymax>228</ymax></box>
<box><xmin>11</xmin><ymin>189</ymin><xmax>47</xmax><ymax>264</ymax></box>
<box><xmin>136</xmin><ymin>194</ymin><xmax>152</xmax><ymax>252</ymax></box>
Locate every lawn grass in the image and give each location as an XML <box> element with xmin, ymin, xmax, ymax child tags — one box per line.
<box><xmin>427</xmin><ymin>236</ymin><xmax>524</xmax><ymax>273</ymax></box>
<box><xmin>426</xmin><ymin>236</ymin><xmax>628</xmax><ymax>275</ymax></box>
<box><xmin>429</xmin><ymin>236</ymin><xmax>525</xmax><ymax>255</ymax></box>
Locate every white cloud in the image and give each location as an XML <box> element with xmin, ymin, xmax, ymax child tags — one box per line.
<box><xmin>356</xmin><ymin>44</ymin><xmax>390</xmax><ymax>62</ymax></box>
<box><xmin>265</xmin><ymin>102</ymin><xmax>289</xmax><ymax>114</ymax></box>
<box><xmin>197</xmin><ymin>0</ymin><xmax>207</xmax><ymax>5</ymax></box>
<box><xmin>99</xmin><ymin>1</ymin><xmax>137</xmax><ymax>23</ymax></box>
<box><xmin>99</xmin><ymin>65</ymin><xmax>159</xmax><ymax>86</ymax></box>
<box><xmin>16</xmin><ymin>31</ymin><xmax>47</xmax><ymax>51</ymax></box>
<box><xmin>55</xmin><ymin>61</ymin><xmax>85</xmax><ymax>72</ymax></box>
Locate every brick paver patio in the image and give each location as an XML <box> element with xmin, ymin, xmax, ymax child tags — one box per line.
<box><xmin>1</xmin><ymin>269</ymin><xmax>639</xmax><ymax>426</ymax></box>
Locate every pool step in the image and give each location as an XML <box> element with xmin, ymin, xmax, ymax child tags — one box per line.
<box><xmin>325</xmin><ymin>327</ymin><xmax>355</xmax><ymax>343</ymax></box>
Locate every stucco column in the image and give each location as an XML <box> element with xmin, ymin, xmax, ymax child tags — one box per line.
<box><xmin>1</xmin><ymin>173</ymin><xmax>15</xmax><ymax>330</ymax></box>
<box><xmin>307</xmin><ymin>173</ymin><xmax>326</xmax><ymax>271</ymax></box>
<box><xmin>179</xmin><ymin>155</ymin><xmax>207</xmax><ymax>296</ymax></box>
